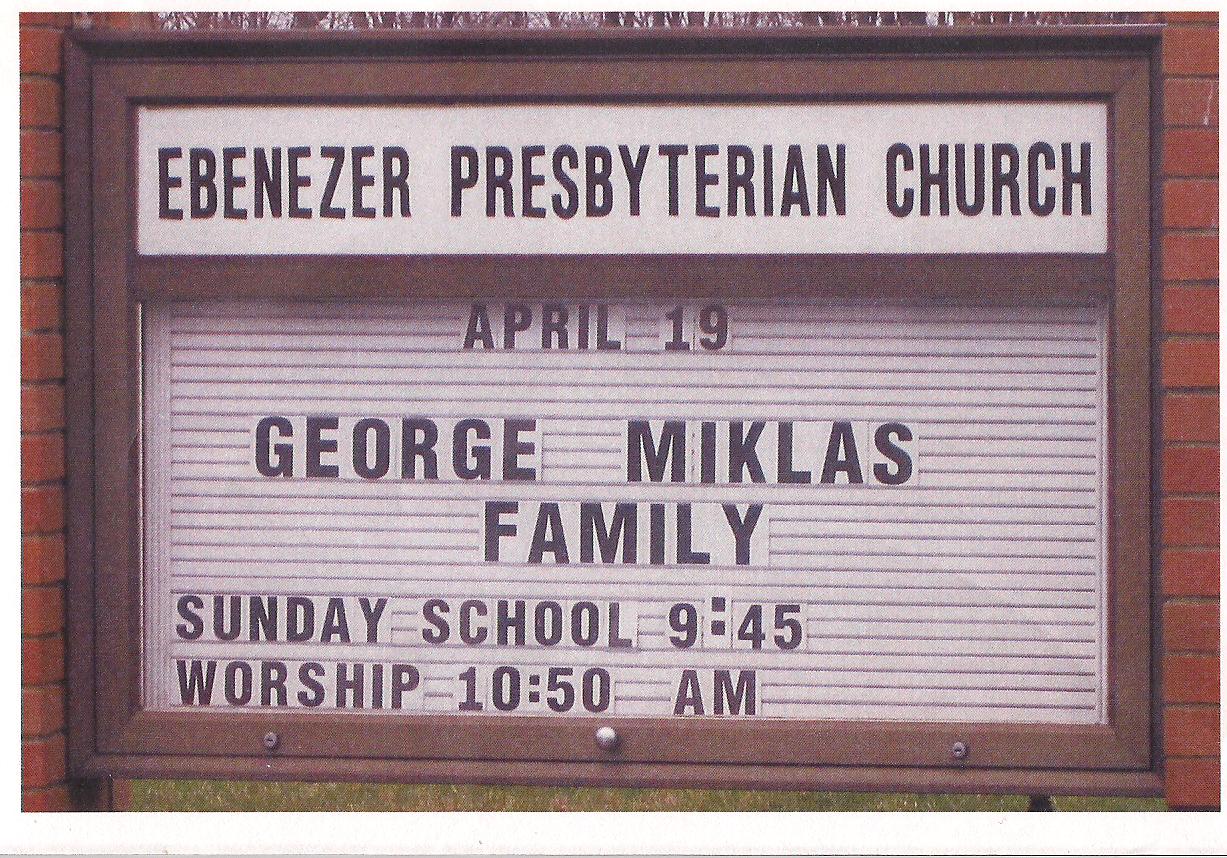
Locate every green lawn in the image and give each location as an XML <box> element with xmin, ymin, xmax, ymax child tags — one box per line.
<box><xmin>130</xmin><ymin>780</ymin><xmax>1164</xmax><ymax>811</ymax></box>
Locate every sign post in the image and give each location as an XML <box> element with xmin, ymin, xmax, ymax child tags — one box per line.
<box><xmin>66</xmin><ymin>27</ymin><xmax>1161</xmax><ymax>796</ymax></box>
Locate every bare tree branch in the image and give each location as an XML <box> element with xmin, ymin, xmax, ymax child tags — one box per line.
<box><xmin>157</xmin><ymin>10</ymin><xmax>1158</xmax><ymax>30</ymax></box>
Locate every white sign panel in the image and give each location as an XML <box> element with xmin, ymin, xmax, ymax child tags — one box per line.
<box><xmin>137</xmin><ymin>103</ymin><xmax>1108</xmax><ymax>255</ymax></box>
<box><xmin>143</xmin><ymin>298</ymin><xmax>1108</xmax><ymax>724</ymax></box>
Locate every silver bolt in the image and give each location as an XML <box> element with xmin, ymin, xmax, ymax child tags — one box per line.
<box><xmin>595</xmin><ymin>725</ymin><xmax>619</xmax><ymax>751</ymax></box>
<box><xmin>951</xmin><ymin>741</ymin><xmax>969</xmax><ymax>760</ymax></box>
<box><xmin>263</xmin><ymin>731</ymin><xmax>280</xmax><ymax>751</ymax></box>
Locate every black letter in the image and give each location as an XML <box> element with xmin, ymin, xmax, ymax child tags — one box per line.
<box><xmin>780</xmin><ymin>144</ymin><xmax>810</xmax><ymax>216</ymax></box>
<box><xmin>189</xmin><ymin>147</ymin><xmax>217</xmax><ymax>218</ymax></box>
<box><xmin>1028</xmin><ymin>142</ymin><xmax>1057</xmax><ymax>216</ymax></box>
<box><xmin>627</xmin><ymin>420</ymin><xmax>686</xmax><ymax>482</ymax></box>
<box><xmin>483</xmin><ymin>501</ymin><xmax>517</xmax><ymax>561</ymax></box>
<box><xmin>658</xmin><ymin>144</ymin><xmax>689</xmax><ymax>216</ymax></box>
<box><xmin>886</xmin><ymin>143</ymin><xmax>914</xmax><ymax>217</ymax></box>
<box><xmin>919</xmin><ymin>143</ymin><xmax>950</xmax><ymax>216</ymax></box>
<box><xmin>453</xmin><ymin>418</ymin><xmax>491</xmax><ymax>480</ymax></box>
<box><xmin>450</xmin><ymin>145</ymin><xmax>478</xmax><ymax>216</ymax></box>
<box><xmin>727</xmin><ymin>145</ymin><xmax>755</xmax><ymax>216</ymax></box>
<box><xmin>176</xmin><ymin>660</ymin><xmax>216</xmax><ymax>705</ymax></box>
<box><xmin>222</xmin><ymin>146</ymin><xmax>248</xmax><ymax>219</ymax></box>
<box><xmin>541</xmin><ymin>304</ymin><xmax>567</xmax><ymax>349</ymax></box>
<box><xmin>873</xmin><ymin>422</ymin><xmax>914</xmax><ymax>485</ymax></box>
<box><xmin>551</xmin><ymin>145</ymin><xmax>579</xmax><ymax>218</ymax></box>
<box><xmin>728</xmin><ymin>421</ymin><xmax>766</xmax><ymax>483</ymax></box>
<box><xmin>816</xmin><ymin>144</ymin><xmax>846</xmax><ymax>215</ymax></box>
<box><xmin>463</xmin><ymin>304</ymin><xmax>496</xmax><ymax>349</ymax></box>
<box><xmin>305</xmin><ymin>416</ymin><xmax>339</xmax><ymax>478</ymax></box>
<box><xmin>521</xmin><ymin>145</ymin><xmax>546</xmax><ymax>218</ymax></box>
<box><xmin>954</xmin><ymin>144</ymin><xmax>985</xmax><ymax>216</ymax></box>
<box><xmin>391</xmin><ymin>665</ymin><xmax>419</xmax><ymax>709</ymax></box>
<box><xmin>821</xmin><ymin>421</ymin><xmax>863</xmax><ymax>484</ymax></box>
<box><xmin>287</xmin><ymin>146</ymin><xmax>311</xmax><ymax>218</ymax></box>
<box><xmin>255</xmin><ymin>416</ymin><xmax>294</xmax><ymax>477</ymax></box>
<box><xmin>421</xmin><ymin>598</ymin><xmax>450</xmax><ymax>644</ymax></box>
<box><xmin>261</xmin><ymin>661</ymin><xmax>288</xmax><ymax>706</ymax></box>
<box><xmin>460</xmin><ymin>600</ymin><xmax>488</xmax><ymax>644</ymax></box>
<box><xmin>383</xmin><ymin>146</ymin><xmax>412</xmax><ymax>216</ymax></box>
<box><xmin>158</xmin><ymin>147</ymin><xmax>184</xmax><ymax>219</ymax></box>
<box><xmin>297</xmin><ymin>663</ymin><xmax>324</xmax><ymax>706</ymax></box>
<box><xmin>351</xmin><ymin>145</ymin><xmax>377</xmax><ymax>218</ymax></box>
<box><xmin>401</xmin><ymin>417</ymin><xmax>438</xmax><ymax>479</ymax></box>
<box><xmin>352</xmin><ymin>417</ymin><xmax>390</xmax><ymax>479</ymax></box>
<box><xmin>213</xmin><ymin>595</ymin><xmax>241</xmax><ymax>641</ymax></box>
<box><xmin>320</xmin><ymin>598</ymin><xmax>350</xmax><ymax>643</ymax></box>
<box><xmin>502</xmin><ymin>418</ymin><xmax>537</xmax><ymax>481</ymax></box>
<box><xmin>319</xmin><ymin>146</ymin><xmax>346</xmax><ymax>218</ymax></box>
<box><xmin>254</xmin><ymin>148</ymin><xmax>282</xmax><ymax>218</ymax></box>
<box><xmin>528</xmin><ymin>503</ymin><xmax>569</xmax><ymax>564</ymax></box>
<box><xmin>486</xmin><ymin>146</ymin><xmax>514</xmax><ymax>217</ymax></box>
<box><xmin>585</xmin><ymin>145</ymin><xmax>613</xmax><ymax>217</ymax></box>
<box><xmin>1063</xmin><ymin>142</ymin><xmax>1092</xmax><ymax>215</ymax></box>
<box><xmin>722</xmin><ymin>504</ymin><xmax>762</xmax><ymax>565</ymax></box>
<box><xmin>287</xmin><ymin>597</ymin><xmax>313</xmax><ymax>642</ymax></box>
<box><xmin>776</xmin><ymin>421</ymin><xmax>811</xmax><ymax>484</ymax></box>
<box><xmin>175</xmin><ymin>595</ymin><xmax>204</xmax><ymax>640</ymax></box>
<box><xmin>676</xmin><ymin>504</ymin><xmax>710</xmax><ymax>565</ymax></box>
<box><xmin>355</xmin><ymin>596</ymin><xmax>383</xmax><ymax>642</ymax></box>
<box><xmin>502</xmin><ymin>304</ymin><xmax>531</xmax><ymax>350</ymax></box>
<box><xmin>618</xmin><ymin>144</ymin><xmax>650</xmax><ymax>215</ymax></box>
<box><xmin>535</xmin><ymin>601</ymin><xmax>563</xmax><ymax>646</ymax></box>
<box><xmin>249</xmin><ymin>596</ymin><xmax>277</xmax><ymax>641</ymax></box>
<box><xmin>695</xmin><ymin>143</ymin><xmax>719</xmax><ymax>217</ymax></box>
<box><xmin>224</xmin><ymin>661</ymin><xmax>253</xmax><ymax>705</ymax></box>
<box><xmin>499</xmin><ymin>599</ymin><xmax>527</xmax><ymax>645</ymax></box>
<box><xmin>579</xmin><ymin>502</ymin><xmax>636</xmax><ymax>563</ymax></box>
<box><xmin>992</xmin><ymin>143</ymin><xmax>1021</xmax><ymax>215</ymax></box>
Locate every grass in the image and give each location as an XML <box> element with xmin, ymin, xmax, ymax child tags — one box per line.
<box><xmin>129</xmin><ymin>780</ymin><xmax>1165</xmax><ymax>812</ymax></box>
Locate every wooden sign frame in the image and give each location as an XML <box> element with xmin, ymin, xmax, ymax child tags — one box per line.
<box><xmin>65</xmin><ymin>26</ymin><xmax>1162</xmax><ymax>795</ymax></box>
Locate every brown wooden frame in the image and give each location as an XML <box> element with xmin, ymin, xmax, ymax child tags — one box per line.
<box><xmin>65</xmin><ymin>26</ymin><xmax>1162</xmax><ymax>796</ymax></box>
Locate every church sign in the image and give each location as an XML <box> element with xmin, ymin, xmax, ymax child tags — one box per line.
<box><xmin>66</xmin><ymin>27</ymin><xmax>1160</xmax><ymax>795</ymax></box>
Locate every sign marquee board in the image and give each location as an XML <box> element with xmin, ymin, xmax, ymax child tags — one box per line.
<box><xmin>137</xmin><ymin>103</ymin><xmax>1109</xmax><ymax>255</ymax></box>
<box><xmin>67</xmin><ymin>29</ymin><xmax>1160</xmax><ymax>795</ymax></box>
<box><xmin>145</xmin><ymin>298</ymin><xmax>1108</xmax><ymax>725</ymax></box>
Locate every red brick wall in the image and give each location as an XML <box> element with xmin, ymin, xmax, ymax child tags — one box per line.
<box><xmin>1160</xmin><ymin>10</ymin><xmax>1220</xmax><ymax>812</ymax></box>
<box><xmin>20</xmin><ymin>11</ymin><xmax>72</xmax><ymax>813</ymax></box>
<box><xmin>18</xmin><ymin>12</ymin><xmax>1220</xmax><ymax>811</ymax></box>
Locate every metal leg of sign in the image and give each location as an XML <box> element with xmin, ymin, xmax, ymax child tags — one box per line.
<box><xmin>68</xmin><ymin>776</ymin><xmax>115</xmax><ymax>811</ymax></box>
<box><xmin>1027</xmin><ymin>795</ymin><xmax>1055</xmax><ymax>812</ymax></box>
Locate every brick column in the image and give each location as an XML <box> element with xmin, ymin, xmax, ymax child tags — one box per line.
<box><xmin>20</xmin><ymin>11</ymin><xmax>71</xmax><ymax>812</ymax></box>
<box><xmin>1160</xmin><ymin>11</ymin><xmax>1221</xmax><ymax>811</ymax></box>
